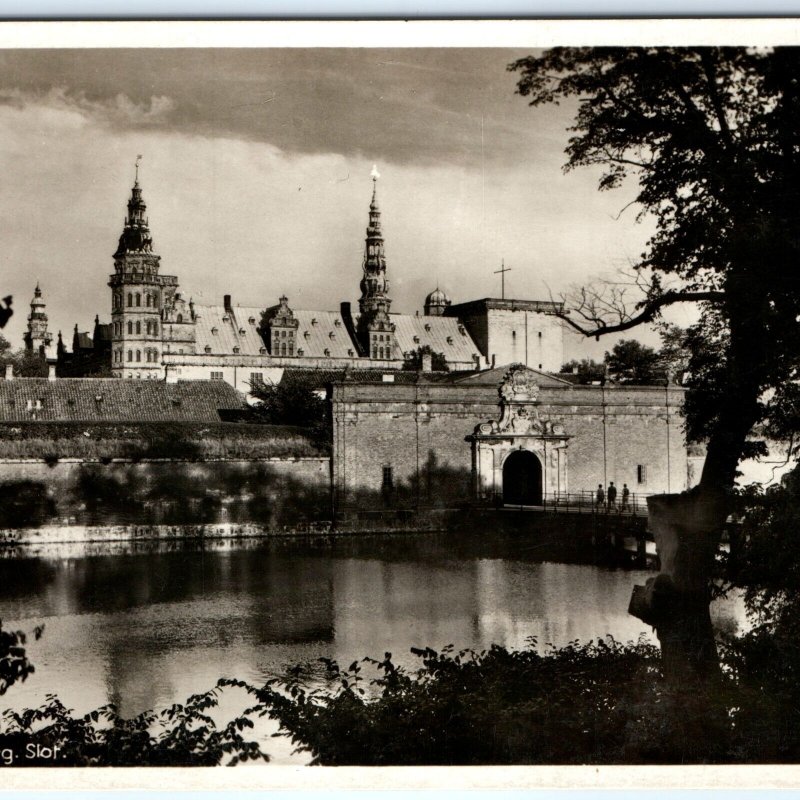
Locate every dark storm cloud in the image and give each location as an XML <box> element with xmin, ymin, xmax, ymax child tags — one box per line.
<box><xmin>0</xmin><ymin>48</ymin><xmax>556</xmax><ymax>166</ymax></box>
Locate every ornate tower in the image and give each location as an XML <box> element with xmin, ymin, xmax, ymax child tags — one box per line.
<box><xmin>108</xmin><ymin>159</ymin><xmax>179</xmax><ymax>379</ymax></box>
<box><xmin>357</xmin><ymin>166</ymin><xmax>395</xmax><ymax>361</ymax></box>
<box><xmin>23</xmin><ymin>283</ymin><xmax>53</xmax><ymax>358</ymax></box>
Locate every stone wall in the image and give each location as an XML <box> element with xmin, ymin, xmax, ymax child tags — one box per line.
<box><xmin>332</xmin><ymin>379</ymin><xmax>690</xmax><ymax>507</ymax></box>
<box><xmin>483</xmin><ymin>308</ymin><xmax>565</xmax><ymax>373</ymax></box>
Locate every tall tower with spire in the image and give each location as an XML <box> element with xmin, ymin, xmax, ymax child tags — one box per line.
<box><xmin>23</xmin><ymin>283</ymin><xmax>53</xmax><ymax>359</ymax></box>
<box><xmin>108</xmin><ymin>158</ymin><xmax>180</xmax><ymax>379</ymax></box>
<box><xmin>357</xmin><ymin>166</ymin><xmax>396</xmax><ymax>360</ymax></box>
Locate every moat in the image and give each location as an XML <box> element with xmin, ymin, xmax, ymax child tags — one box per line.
<box><xmin>0</xmin><ymin>530</ymin><xmax>746</xmax><ymax>763</ymax></box>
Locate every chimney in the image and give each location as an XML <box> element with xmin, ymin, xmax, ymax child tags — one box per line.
<box><xmin>47</xmin><ymin>360</ymin><xmax>57</xmax><ymax>381</ymax></box>
<box><xmin>4</xmin><ymin>363</ymin><xmax>12</xmax><ymax>380</ymax></box>
<box><xmin>572</xmin><ymin>365</ymin><xmax>579</xmax><ymax>375</ymax></box>
<box><xmin>421</xmin><ymin>351</ymin><xmax>433</xmax><ymax>372</ymax></box>
<box><xmin>224</xmin><ymin>294</ymin><xmax>232</xmax><ymax>313</ymax></box>
<box><xmin>473</xmin><ymin>354</ymin><xmax>481</xmax><ymax>371</ymax></box>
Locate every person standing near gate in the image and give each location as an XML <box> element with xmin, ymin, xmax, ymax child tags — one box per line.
<box><xmin>607</xmin><ymin>482</ymin><xmax>617</xmax><ymax>511</ymax></box>
<box><xmin>621</xmin><ymin>483</ymin><xmax>630</xmax><ymax>513</ymax></box>
<box><xmin>595</xmin><ymin>484</ymin><xmax>605</xmax><ymax>508</ymax></box>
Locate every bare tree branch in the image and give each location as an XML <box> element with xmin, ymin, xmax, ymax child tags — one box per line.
<box><xmin>556</xmin><ymin>288</ymin><xmax>725</xmax><ymax>340</ymax></box>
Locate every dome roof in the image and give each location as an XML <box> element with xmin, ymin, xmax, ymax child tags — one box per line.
<box><xmin>425</xmin><ymin>287</ymin><xmax>449</xmax><ymax>306</ymax></box>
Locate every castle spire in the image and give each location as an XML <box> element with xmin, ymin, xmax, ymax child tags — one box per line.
<box><xmin>357</xmin><ymin>166</ymin><xmax>395</xmax><ymax>361</ymax></box>
<box><xmin>115</xmin><ymin>156</ymin><xmax>155</xmax><ymax>257</ymax></box>
<box><xmin>24</xmin><ymin>282</ymin><xmax>52</xmax><ymax>358</ymax></box>
<box><xmin>359</xmin><ymin>164</ymin><xmax>389</xmax><ymax>316</ymax></box>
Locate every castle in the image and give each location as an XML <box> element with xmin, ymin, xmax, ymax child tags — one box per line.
<box><xmin>25</xmin><ymin>165</ymin><xmax>568</xmax><ymax>392</ymax></box>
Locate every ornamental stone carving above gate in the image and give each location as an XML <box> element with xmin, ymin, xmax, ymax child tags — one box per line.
<box><xmin>470</xmin><ymin>364</ymin><xmax>569</xmax><ymax>503</ymax></box>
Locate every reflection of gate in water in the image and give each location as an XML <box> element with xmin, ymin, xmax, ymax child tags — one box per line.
<box><xmin>502</xmin><ymin>450</ymin><xmax>543</xmax><ymax>506</ymax></box>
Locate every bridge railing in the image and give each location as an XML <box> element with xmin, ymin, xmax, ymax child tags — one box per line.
<box><xmin>503</xmin><ymin>490</ymin><xmax>651</xmax><ymax>516</ymax></box>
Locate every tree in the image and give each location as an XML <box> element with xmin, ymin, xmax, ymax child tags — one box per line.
<box><xmin>510</xmin><ymin>47</ymin><xmax>800</xmax><ymax>685</ymax></box>
<box><xmin>249</xmin><ymin>380</ymin><xmax>330</xmax><ymax>444</ymax></box>
<box><xmin>559</xmin><ymin>358</ymin><xmax>605</xmax><ymax>384</ymax></box>
<box><xmin>402</xmin><ymin>345</ymin><xmax>449</xmax><ymax>373</ymax></box>
<box><xmin>605</xmin><ymin>339</ymin><xmax>663</xmax><ymax>385</ymax></box>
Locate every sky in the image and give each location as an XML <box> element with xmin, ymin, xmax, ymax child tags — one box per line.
<box><xmin>0</xmin><ymin>47</ymin><xmax>673</xmax><ymax>361</ymax></box>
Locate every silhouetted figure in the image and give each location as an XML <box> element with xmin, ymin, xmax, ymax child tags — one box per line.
<box><xmin>621</xmin><ymin>483</ymin><xmax>630</xmax><ymax>513</ymax></box>
<box><xmin>595</xmin><ymin>484</ymin><xmax>605</xmax><ymax>508</ymax></box>
<box><xmin>607</xmin><ymin>482</ymin><xmax>617</xmax><ymax>510</ymax></box>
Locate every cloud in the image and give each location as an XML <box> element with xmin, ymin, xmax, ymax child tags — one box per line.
<box><xmin>0</xmin><ymin>86</ymin><xmax>176</xmax><ymax>129</ymax></box>
<box><xmin>0</xmin><ymin>57</ymin><xmax>654</xmax><ymax>366</ymax></box>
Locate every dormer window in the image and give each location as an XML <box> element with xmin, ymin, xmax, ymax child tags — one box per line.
<box><xmin>311</xmin><ymin>318</ymin><xmax>318</xmax><ymax>326</ymax></box>
<box><xmin>297</xmin><ymin>347</ymin><xmax>304</xmax><ymax>356</ymax></box>
<box><xmin>222</xmin><ymin>314</ymin><xmax>230</xmax><ymax>322</ymax></box>
<box><xmin>347</xmin><ymin>349</ymin><xmax>354</xmax><ymax>356</ymax></box>
<box><xmin>329</xmin><ymin>331</ymin><xmax>335</xmax><ymax>339</ymax></box>
<box><xmin>413</xmin><ymin>335</ymin><xmax>420</xmax><ymax>343</ymax></box>
<box><xmin>204</xmin><ymin>345</ymin><xmax>211</xmax><ymax>354</ymax></box>
<box><xmin>458</xmin><ymin>324</ymin><xmax>466</xmax><ymax>335</ymax></box>
<box><xmin>249</xmin><ymin>317</ymin><xmax>256</xmax><ymax>325</ymax></box>
<box><xmin>211</xmin><ymin>327</ymin><xmax>218</xmax><ymax>335</ymax></box>
<box><xmin>424</xmin><ymin>323</ymin><xmax>431</xmax><ymax>332</ymax></box>
<box><xmin>334</xmin><ymin>319</ymin><xmax>341</xmax><ymax>327</ymax></box>
<box><xmin>259</xmin><ymin>347</ymin><xmax>266</xmax><ymax>354</ymax></box>
<box><xmin>233</xmin><ymin>346</ymin><xmax>240</xmax><ymax>354</ymax></box>
<box><xmin>239</xmin><ymin>328</ymin><xmax>246</xmax><ymax>335</ymax></box>
<box><xmin>324</xmin><ymin>348</ymin><xmax>330</xmax><ymax>357</ymax></box>
<box><xmin>304</xmin><ymin>331</ymin><xmax>310</xmax><ymax>339</ymax></box>
<box><xmin>446</xmin><ymin>336</ymin><xmax>453</xmax><ymax>345</ymax></box>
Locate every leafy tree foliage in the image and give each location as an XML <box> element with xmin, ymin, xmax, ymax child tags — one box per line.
<box><xmin>604</xmin><ymin>339</ymin><xmax>663</xmax><ymax>385</ymax></box>
<box><xmin>0</xmin><ymin>620</ymin><xmax>43</xmax><ymax>696</ymax></box>
<box><xmin>559</xmin><ymin>358</ymin><xmax>605</xmax><ymax>384</ymax></box>
<box><xmin>249</xmin><ymin>380</ymin><xmax>330</xmax><ymax>444</ymax></box>
<box><xmin>510</xmin><ymin>46</ymin><xmax>800</xmax><ymax>681</ymax></box>
<box><xmin>402</xmin><ymin>345</ymin><xmax>449</xmax><ymax>372</ymax></box>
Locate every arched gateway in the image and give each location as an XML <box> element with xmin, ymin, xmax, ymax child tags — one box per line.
<box><xmin>470</xmin><ymin>364</ymin><xmax>570</xmax><ymax>505</ymax></box>
<box><xmin>502</xmin><ymin>449</ymin><xmax>543</xmax><ymax>505</ymax></box>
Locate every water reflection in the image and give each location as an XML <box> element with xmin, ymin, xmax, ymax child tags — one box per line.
<box><xmin>0</xmin><ymin>532</ymin><xmax>747</xmax><ymax>729</ymax></box>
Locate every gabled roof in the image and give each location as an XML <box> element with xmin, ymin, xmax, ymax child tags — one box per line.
<box><xmin>389</xmin><ymin>313</ymin><xmax>480</xmax><ymax>365</ymax></box>
<box><xmin>451</xmin><ymin>364</ymin><xmax>574</xmax><ymax>388</ymax></box>
<box><xmin>0</xmin><ymin>379</ymin><xmax>247</xmax><ymax>422</ymax></box>
<box><xmin>75</xmin><ymin>332</ymin><xmax>93</xmax><ymax>350</ymax></box>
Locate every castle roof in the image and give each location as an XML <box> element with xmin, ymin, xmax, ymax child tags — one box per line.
<box><xmin>0</xmin><ymin>379</ymin><xmax>246</xmax><ymax>422</ymax></box>
<box><xmin>390</xmin><ymin>313</ymin><xmax>479</xmax><ymax>365</ymax></box>
<box><xmin>193</xmin><ymin>304</ymin><xmax>267</xmax><ymax>356</ymax></box>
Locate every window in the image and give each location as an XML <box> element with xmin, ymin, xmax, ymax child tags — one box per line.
<box><xmin>145</xmin><ymin>294</ymin><xmax>151</xmax><ymax>308</ymax></box>
<box><xmin>127</xmin><ymin>350</ymin><xmax>132</xmax><ymax>362</ymax></box>
<box><xmin>177</xmin><ymin>313</ymin><xmax>183</xmax><ymax>323</ymax></box>
<box><xmin>210</xmin><ymin>371</ymin><xmax>223</xmax><ymax>380</ymax></box>
<box><xmin>382</xmin><ymin>465</ymin><xmax>394</xmax><ymax>491</ymax></box>
<box><xmin>127</xmin><ymin>321</ymin><xmax>132</xmax><ymax>334</ymax></box>
<box><xmin>152</xmin><ymin>321</ymin><xmax>157</xmax><ymax>336</ymax></box>
<box><xmin>288</xmin><ymin>343</ymin><xmax>294</xmax><ymax>356</ymax></box>
<box><xmin>250</xmin><ymin>372</ymin><xmax>264</xmax><ymax>387</ymax></box>
<box><xmin>512</xmin><ymin>330</ymin><xmax>516</xmax><ymax>338</ymax></box>
<box><xmin>153</xmin><ymin>349</ymin><xmax>158</xmax><ymax>361</ymax></box>
<box><xmin>136</xmin><ymin>350</ymin><xmax>141</xmax><ymax>362</ymax></box>
<box><xmin>136</xmin><ymin>321</ymin><xmax>141</xmax><ymax>335</ymax></box>
<box><xmin>538</xmin><ymin>331</ymin><xmax>543</xmax><ymax>338</ymax></box>
<box><xmin>127</xmin><ymin>293</ymin><xmax>132</xmax><ymax>307</ymax></box>
<box><xmin>637</xmin><ymin>465</ymin><xmax>647</xmax><ymax>485</ymax></box>
<box><xmin>135</xmin><ymin>293</ymin><xmax>141</xmax><ymax>307</ymax></box>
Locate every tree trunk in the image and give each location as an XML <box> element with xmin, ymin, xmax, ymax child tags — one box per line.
<box><xmin>629</xmin><ymin>487</ymin><xmax>727</xmax><ymax>684</ymax></box>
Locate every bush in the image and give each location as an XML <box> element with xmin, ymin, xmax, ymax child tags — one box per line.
<box><xmin>0</xmin><ymin>690</ymin><xmax>266</xmax><ymax>766</ymax></box>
